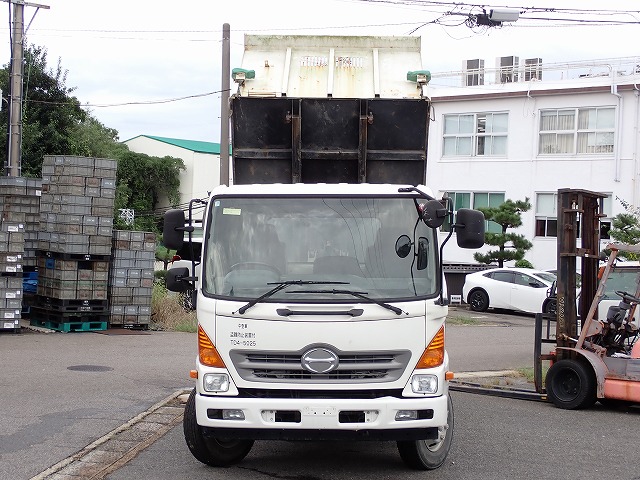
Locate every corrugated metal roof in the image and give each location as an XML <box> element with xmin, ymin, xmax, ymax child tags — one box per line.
<box><xmin>137</xmin><ymin>135</ymin><xmax>224</xmax><ymax>154</ymax></box>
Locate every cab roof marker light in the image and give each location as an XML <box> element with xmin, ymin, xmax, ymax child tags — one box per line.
<box><xmin>198</xmin><ymin>325</ymin><xmax>226</xmax><ymax>368</ymax></box>
<box><xmin>415</xmin><ymin>325</ymin><xmax>445</xmax><ymax>369</ymax></box>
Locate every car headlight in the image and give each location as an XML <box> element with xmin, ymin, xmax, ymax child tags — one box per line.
<box><xmin>203</xmin><ymin>373</ymin><xmax>229</xmax><ymax>392</ymax></box>
<box><xmin>411</xmin><ymin>374</ymin><xmax>438</xmax><ymax>394</ymax></box>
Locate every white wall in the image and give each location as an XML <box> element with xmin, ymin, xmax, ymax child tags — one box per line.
<box><xmin>426</xmin><ymin>81</ymin><xmax>640</xmax><ymax>271</ymax></box>
<box><xmin>124</xmin><ymin>136</ymin><xmax>221</xmax><ymax>220</ymax></box>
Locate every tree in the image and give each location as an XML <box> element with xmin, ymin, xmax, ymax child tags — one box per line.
<box><xmin>114</xmin><ymin>150</ymin><xmax>185</xmax><ymax>233</ymax></box>
<box><xmin>608</xmin><ymin>213</ymin><xmax>640</xmax><ymax>260</ymax></box>
<box><xmin>0</xmin><ymin>45</ymin><xmax>87</xmax><ymax>177</ymax></box>
<box><xmin>0</xmin><ymin>43</ymin><xmax>186</xmax><ymax>244</ymax></box>
<box><xmin>474</xmin><ymin>198</ymin><xmax>533</xmax><ymax>268</ymax></box>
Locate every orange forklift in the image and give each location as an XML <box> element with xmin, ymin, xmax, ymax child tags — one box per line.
<box><xmin>542</xmin><ymin>189</ymin><xmax>640</xmax><ymax>409</ymax></box>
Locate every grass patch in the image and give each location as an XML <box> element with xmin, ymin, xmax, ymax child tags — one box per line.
<box><xmin>151</xmin><ymin>282</ymin><xmax>197</xmax><ymax>333</ymax></box>
<box><xmin>515</xmin><ymin>366</ymin><xmax>549</xmax><ymax>383</ymax></box>
<box><xmin>447</xmin><ymin>315</ymin><xmax>482</xmax><ymax>326</ymax></box>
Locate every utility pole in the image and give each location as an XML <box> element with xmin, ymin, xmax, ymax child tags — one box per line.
<box><xmin>3</xmin><ymin>0</ymin><xmax>49</xmax><ymax>177</ymax></box>
<box><xmin>220</xmin><ymin>23</ymin><xmax>230</xmax><ymax>186</ymax></box>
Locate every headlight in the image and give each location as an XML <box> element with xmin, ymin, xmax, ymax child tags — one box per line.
<box><xmin>411</xmin><ymin>374</ymin><xmax>438</xmax><ymax>394</ymax></box>
<box><xmin>203</xmin><ymin>373</ymin><xmax>229</xmax><ymax>392</ymax></box>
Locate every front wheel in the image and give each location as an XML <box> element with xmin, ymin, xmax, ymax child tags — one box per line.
<box><xmin>543</xmin><ymin>298</ymin><xmax>557</xmax><ymax>317</ymax></box>
<box><xmin>545</xmin><ymin>359</ymin><xmax>597</xmax><ymax>410</ymax></box>
<box><xmin>468</xmin><ymin>289</ymin><xmax>489</xmax><ymax>312</ymax></box>
<box><xmin>397</xmin><ymin>395</ymin><xmax>454</xmax><ymax>470</ymax></box>
<box><xmin>183</xmin><ymin>389</ymin><xmax>254</xmax><ymax>466</ymax></box>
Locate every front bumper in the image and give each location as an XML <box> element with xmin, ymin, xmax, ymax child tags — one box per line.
<box><xmin>195</xmin><ymin>392</ymin><xmax>448</xmax><ymax>441</ymax></box>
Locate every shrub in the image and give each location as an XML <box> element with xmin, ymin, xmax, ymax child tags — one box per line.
<box><xmin>151</xmin><ymin>282</ymin><xmax>197</xmax><ymax>332</ymax></box>
<box><xmin>515</xmin><ymin>259</ymin><xmax>534</xmax><ymax>269</ymax></box>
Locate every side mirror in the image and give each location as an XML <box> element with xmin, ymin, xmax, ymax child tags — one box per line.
<box><xmin>455</xmin><ymin>208</ymin><xmax>485</xmax><ymax>249</ymax></box>
<box><xmin>416</xmin><ymin>237</ymin><xmax>429</xmax><ymax>270</ymax></box>
<box><xmin>166</xmin><ymin>267</ymin><xmax>192</xmax><ymax>292</ymax></box>
<box><xmin>421</xmin><ymin>199</ymin><xmax>447</xmax><ymax>229</ymax></box>
<box><xmin>163</xmin><ymin>209</ymin><xmax>187</xmax><ymax>250</ymax></box>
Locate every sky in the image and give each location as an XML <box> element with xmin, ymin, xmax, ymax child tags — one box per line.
<box><xmin>0</xmin><ymin>0</ymin><xmax>638</xmax><ymax>143</ymax></box>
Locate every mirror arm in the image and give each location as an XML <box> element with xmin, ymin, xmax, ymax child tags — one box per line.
<box><xmin>436</xmin><ymin>197</ymin><xmax>454</xmax><ymax>306</ymax></box>
<box><xmin>398</xmin><ymin>186</ymin><xmax>435</xmax><ymax>200</ymax></box>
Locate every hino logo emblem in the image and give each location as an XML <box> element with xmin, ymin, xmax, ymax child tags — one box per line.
<box><xmin>301</xmin><ymin>347</ymin><xmax>339</xmax><ymax>374</ymax></box>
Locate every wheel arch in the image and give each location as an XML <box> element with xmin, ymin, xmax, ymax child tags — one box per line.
<box><xmin>554</xmin><ymin>348</ymin><xmax>606</xmax><ymax>399</ymax></box>
<box><xmin>466</xmin><ymin>287</ymin><xmax>488</xmax><ymax>303</ymax></box>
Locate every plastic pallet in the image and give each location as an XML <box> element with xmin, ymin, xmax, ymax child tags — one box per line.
<box><xmin>36</xmin><ymin>296</ymin><xmax>109</xmax><ymax>313</ymax></box>
<box><xmin>36</xmin><ymin>250</ymin><xmax>111</xmax><ymax>262</ymax></box>
<box><xmin>108</xmin><ymin>322</ymin><xmax>150</xmax><ymax>331</ymax></box>
<box><xmin>30</xmin><ymin>317</ymin><xmax>107</xmax><ymax>332</ymax></box>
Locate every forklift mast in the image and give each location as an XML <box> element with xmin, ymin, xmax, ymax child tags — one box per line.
<box><xmin>555</xmin><ymin>188</ymin><xmax>607</xmax><ymax>358</ymax></box>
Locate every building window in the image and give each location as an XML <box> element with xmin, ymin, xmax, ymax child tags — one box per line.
<box><xmin>535</xmin><ymin>193</ymin><xmax>557</xmax><ymax>237</ymax></box>
<box><xmin>535</xmin><ymin>192</ymin><xmax>612</xmax><ymax>238</ymax></box>
<box><xmin>538</xmin><ymin>107</ymin><xmax>615</xmax><ymax>155</ymax></box>
<box><xmin>443</xmin><ymin>113</ymin><xmax>508</xmax><ymax>157</ymax></box>
<box><xmin>443</xmin><ymin>191</ymin><xmax>505</xmax><ymax>233</ymax></box>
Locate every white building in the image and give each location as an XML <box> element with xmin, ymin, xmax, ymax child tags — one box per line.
<box><xmin>123</xmin><ymin>135</ymin><xmax>222</xmax><ymax>220</ymax></box>
<box><xmin>427</xmin><ymin>56</ymin><xmax>640</xmax><ymax>271</ymax></box>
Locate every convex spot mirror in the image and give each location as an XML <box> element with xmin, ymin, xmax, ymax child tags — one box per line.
<box><xmin>421</xmin><ymin>199</ymin><xmax>447</xmax><ymax>229</ymax></box>
<box><xmin>395</xmin><ymin>235</ymin><xmax>412</xmax><ymax>258</ymax></box>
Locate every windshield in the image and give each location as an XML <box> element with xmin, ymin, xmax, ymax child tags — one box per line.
<box><xmin>602</xmin><ymin>267</ymin><xmax>640</xmax><ymax>300</ymax></box>
<box><xmin>202</xmin><ymin>196</ymin><xmax>438</xmax><ymax>302</ymax></box>
<box><xmin>534</xmin><ymin>272</ymin><xmax>556</xmax><ymax>284</ymax></box>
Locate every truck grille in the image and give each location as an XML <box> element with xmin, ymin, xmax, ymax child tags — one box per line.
<box><xmin>230</xmin><ymin>349</ymin><xmax>411</xmax><ymax>384</ymax></box>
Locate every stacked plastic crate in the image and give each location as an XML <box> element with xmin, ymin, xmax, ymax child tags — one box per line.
<box><xmin>0</xmin><ymin>178</ymin><xmax>28</xmax><ymax>332</ymax></box>
<box><xmin>32</xmin><ymin>156</ymin><xmax>116</xmax><ymax>332</ymax></box>
<box><xmin>0</xmin><ymin>177</ymin><xmax>44</xmax><ymax>321</ymax></box>
<box><xmin>109</xmin><ymin>230</ymin><xmax>155</xmax><ymax>329</ymax></box>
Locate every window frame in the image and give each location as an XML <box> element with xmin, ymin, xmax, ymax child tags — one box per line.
<box><xmin>443</xmin><ymin>112</ymin><xmax>508</xmax><ymax>157</ymax></box>
<box><xmin>538</xmin><ymin>106</ymin><xmax>615</xmax><ymax>156</ymax></box>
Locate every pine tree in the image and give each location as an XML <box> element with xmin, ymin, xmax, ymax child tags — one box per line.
<box><xmin>474</xmin><ymin>198</ymin><xmax>533</xmax><ymax>267</ymax></box>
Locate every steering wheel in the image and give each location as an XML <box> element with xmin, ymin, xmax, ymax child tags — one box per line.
<box><xmin>615</xmin><ymin>290</ymin><xmax>640</xmax><ymax>304</ymax></box>
<box><xmin>229</xmin><ymin>262</ymin><xmax>281</xmax><ymax>276</ymax></box>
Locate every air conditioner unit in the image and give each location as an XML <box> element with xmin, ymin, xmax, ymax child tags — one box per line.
<box><xmin>496</xmin><ymin>55</ymin><xmax>519</xmax><ymax>83</ymax></box>
<box><xmin>524</xmin><ymin>57</ymin><xmax>543</xmax><ymax>81</ymax></box>
<box><xmin>463</xmin><ymin>59</ymin><xmax>485</xmax><ymax>86</ymax></box>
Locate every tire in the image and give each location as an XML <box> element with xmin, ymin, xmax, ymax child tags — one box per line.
<box><xmin>397</xmin><ymin>396</ymin><xmax>454</xmax><ymax>470</ymax></box>
<box><xmin>545</xmin><ymin>359</ymin><xmax>597</xmax><ymax>410</ymax></box>
<box><xmin>543</xmin><ymin>298</ymin><xmax>557</xmax><ymax>317</ymax></box>
<box><xmin>468</xmin><ymin>289</ymin><xmax>489</xmax><ymax>312</ymax></box>
<box><xmin>183</xmin><ymin>389</ymin><xmax>254</xmax><ymax>467</ymax></box>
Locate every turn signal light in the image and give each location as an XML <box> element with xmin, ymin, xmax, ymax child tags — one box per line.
<box><xmin>415</xmin><ymin>325</ymin><xmax>445</xmax><ymax>369</ymax></box>
<box><xmin>198</xmin><ymin>325</ymin><xmax>226</xmax><ymax>367</ymax></box>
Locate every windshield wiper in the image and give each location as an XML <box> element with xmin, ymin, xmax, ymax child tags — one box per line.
<box><xmin>234</xmin><ymin>281</ymin><xmax>349</xmax><ymax>315</ymax></box>
<box><xmin>289</xmin><ymin>289</ymin><xmax>406</xmax><ymax>316</ymax></box>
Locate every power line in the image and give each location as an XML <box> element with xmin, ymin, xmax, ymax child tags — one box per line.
<box><xmin>20</xmin><ymin>88</ymin><xmax>232</xmax><ymax>108</ymax></box>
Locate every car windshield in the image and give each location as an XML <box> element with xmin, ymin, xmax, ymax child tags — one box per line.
<box><xmin>202</xmin><ymin>196</ymin><xmax>438</xmax><ymax>302</ymax></box>
<box><xmin>602</xmin><ymin>267</ymin><xmax>640</xmax><ymax>300</ymax></box>
<box><xmin>534</xmin><ymin>272</ymin><xmax>556</xmax><ymax>284</ymax></box>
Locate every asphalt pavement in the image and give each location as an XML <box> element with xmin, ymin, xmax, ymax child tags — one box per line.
<box><xmin>0</xmin><ymin>308</ymin><xmax>545</xmax><ymax>480</ymax></box>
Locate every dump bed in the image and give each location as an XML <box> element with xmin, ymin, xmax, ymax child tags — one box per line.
<box><xmin>231</xmin><ymin>35</ymin><xmax>430</xmax><ymax>185</ymax></box>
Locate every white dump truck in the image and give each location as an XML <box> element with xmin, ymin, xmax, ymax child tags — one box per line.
<box><xmin>163</xmin><ymin>35</ymin><xmax>485</xmax><ymax>470</ymax></box>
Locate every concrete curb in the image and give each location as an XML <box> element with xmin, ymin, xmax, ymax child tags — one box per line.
<box><xmin>30</xmin><ymin>388</ymin><xmax>192</xmax><ymax>480</ymax></box>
